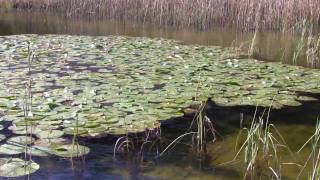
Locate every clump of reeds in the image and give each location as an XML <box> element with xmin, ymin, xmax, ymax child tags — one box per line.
<box><xmin>297</xmin><ymin>120</ymin><xmax>320</xmax><ymax>180</ymax></box>
<box><xmin>158</xmin><ymin>102</ymin><xmax>217</xmax><ymax>158</ymax></box>
<box><xmin>113</xmin><ymin>123</ymin><xmax>162</xmax><ymax>163</ymax></box>
<box><xmin>233</xmin><ymin>108</ymin><xmax>289</xmax><ymax>179</ymax></box>
<box><xmin>306</xmin><ymin>34</ymin><xmax>320</xmax><ymax>68</ymax></box>
<box><xmin>287</xmin><ymin>18</ymin><xmax>320</xmax><ymax>68</ymax></box>
<box><xmin>8</xmin><ymin>0</ymin><xmax>320</xmax><ymax>32</ymax></box>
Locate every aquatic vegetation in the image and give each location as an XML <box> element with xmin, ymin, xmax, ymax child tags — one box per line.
<box><xmin>10</xmin><ymin>0</ymin><xmax>320</xmax><ymax>31</ymax></box>
<box><xmin>0</xmin><ymin>158</ymin><xmax>39</xmax><ymax>177</ymax></box>
<box><xmin>298</xmin><ymin>120</ymin><xmax>320</xmax><ymax>179</ymax></box>
<box><xmin>158</xmin><ymin>102</ymin><xmax>217</xmax><ymax>158</ymax></box>
<box><xmin>0</xmin><ymin>34</ymin><xmax>319</xmax><ymax>177</ymax></box>
<box><xmin>232</xmin><ymin>109</ymin><xmax>289</xmax><ymax>179</ymax></box>
<box><xmin>0</xmin><ymin>34</ymin><xmax>319</xmax><ymax>138</ymax></box>
<box><xmin>192</xmin><ymin>102</ymin><xmax>217</xmax><ymax>156</ymax></box>
<box><xmin>306</xmin><ymin>34</ymin><xmax>320</xmax><ymax>68</ymax></box>
<box><xmin>52</xmin><ymin>144</ymin><xmax>90</xmax><ymax>158</ymax></box>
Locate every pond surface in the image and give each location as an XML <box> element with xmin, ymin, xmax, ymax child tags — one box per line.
<box><xmin>0</xmin><ymin>10</ymin><xmax>319</xmax><ymax>180</ymax></box>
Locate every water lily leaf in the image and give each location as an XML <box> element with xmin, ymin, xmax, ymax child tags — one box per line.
<box><xmin>7</xmin><ymin>136</ymin><xmax>35</xmax><ymax>145</ymax></box>
<box><xmin>296</xmin><ymin>96</ymin><xmax>318</xmax><ymax>101</ymax></box>
<box><xmin>0</xmin><ymin>34</ymin><xmax>320</xmax><ymax>137</ymax></box>
<box><xmin>0</xmin><ymin>144</ymin><xmax>24</xmax><ymax>155</ymax></box>
<box><xmin>0</xmin><ymin>134</ymin><xmax>5</xmax><ymax>142</ymax></box>
<box><xmin>0</xmin><ymin>158</ymin><xmax>39</xmax><ymax>177</ymax></box>
<box><xmin>63</xmin><ymin>127</ymin><xmax>88</xmax><ymax>135</ymax></box>
<box><xmin>36</xmin><ymin>130</ymin><xmax>64</xmax><ymax>139</ymax></box>
<box><xmin>52</xmin><ymin>144</ymin><xmax>90</xmax><ymax>157</ymax></box>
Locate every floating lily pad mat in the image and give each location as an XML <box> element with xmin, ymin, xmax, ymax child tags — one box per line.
<box><xmin>0</xmin><ymin>34</ymin><xmax>319</xmax><ymax>137</ymax></box>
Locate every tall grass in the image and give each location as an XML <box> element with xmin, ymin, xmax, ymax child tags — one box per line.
<box><xmin>289</xmin><ymin>19</ymin><xmax>320</xmax><ymax>68</ymax></box>
<box><xmin>158</xmin><ymin>102</ymin><xmax>217</xmax><ymax>158</ymax></box>
<box><xmin>232</xmin><ymin>108</ymin><xmax>290</xmax><ymax>179</ymax></box>
<box><xmin>7</xmin><ymin>0</ymin><xmax>320</xmax><ymax>31</ymax></box>
<box><xmin>306</xmin><ymin>35</ymin><xmax>320</xmax><ymax>67</ymax></box>
<box><xmin>297</xmin><ymin>120</ymin><xmax>320</xmax><ymax>180</ymax></box>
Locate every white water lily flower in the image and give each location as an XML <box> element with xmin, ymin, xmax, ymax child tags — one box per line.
<box><xmin>27</xmin><ymin>111</ymin><xmax>33</xmax><ymax>117</ymax></box>
<box><xmin>44</xmin><ymin>92</ymin><xmax>50</xmax><ymax>98</ymax></box>
<box><xmin>90</xmin><ymin>89</ymin><xmax>96</xmax><ymax>95</ymax></box>
<box><xmin>37</xmin><ymin>104</ymin><xmax>43</xmax><ymax>110</ymax></box>
<box><xmin>64</xmin><ymin>120</ymin><xmax>71</xmax><ymax>124</ymax></box>
<box><xmin>63</xmin><ymin>87</ymin><xmax>69</xmax><ymax>94</ymax></box>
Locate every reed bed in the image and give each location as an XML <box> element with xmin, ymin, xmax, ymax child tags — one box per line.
<box><xmin>3</xmin><ymin>0</ymin><xmax>320</xmax><ymax>31</ymax></box>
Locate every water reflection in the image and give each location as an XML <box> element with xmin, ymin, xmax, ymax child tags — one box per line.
<box><xmin>0</xmin><ymin>11</ymin><xmax>316</xmax><ymax>68</ymax></box>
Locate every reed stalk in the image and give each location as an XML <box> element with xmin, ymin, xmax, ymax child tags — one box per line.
<box><xmin>7</xmin><ymin>0</ymin><xmax>320</xmax><ymax>32</ymax></box>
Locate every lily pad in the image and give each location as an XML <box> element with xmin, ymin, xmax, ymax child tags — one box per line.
<box><xmin>0</xmin><ymin>144</ymin><xmax>24</xmax><ymax>155</ymax></box>
<box><xmin>7</xmin><ymin>136</ymin><xmax>35</xmax><ymax>145</ymax></box>
<box><xmin>36</xmin><ymin>130</ymin><xmax>64</xmax><ymax>139</ymax></box>
<box><xmin>0</xmin><ymin>34</ymin><xmax>319</xmax><ymax>137</ymax></box>
<box><xmin>52</xmin><ymin>144</ymin><xmax>90</xmax><ymax>157</ymax></box>
<box><xmin>0</xmin><ymin>158</ymin><xmax>39</xmax><ymax>177</ymax></box>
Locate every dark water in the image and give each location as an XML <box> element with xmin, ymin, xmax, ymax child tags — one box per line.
<box><xmin>0</xmin><ymin>10</ymin><xmax>320</xmax><ymax>180</ymax></box>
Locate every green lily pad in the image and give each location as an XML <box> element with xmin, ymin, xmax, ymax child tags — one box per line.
<box><xmin>7</xmin><ymin>136</ymin><xmax>35</xmax><ymax>145</ymax></box>
<box><xmin>296</xmin><ymin>96</ymin><xmax>318</xmax><ymax>101</ymax></box>
<box><xmin>36</xmin><ymin>130</ymin><xmax>64</xmax><ymax>139</ymax></box>
<box><xmin>0</xmin><ymin>34</ymin><xmax>319</xmax><ymax>137</ymax></box>
<box><xmin>52</xmin><ymin>144</ymin><xmax>90</xmax><ymax>158</ymax></box>
<box><xmin>0</xmin><ymin>144</ymin><xmax>24</xmax><ymax>155</ymax></box>
<box><xmin>0</xmin><ymin>134</ymin><xmax>5</xmax><ymax>142</ymax></box>
<box><xmin>0</xmin><ymin>158</ymin><xmax>39</xmax><ymax>177</ymax></box>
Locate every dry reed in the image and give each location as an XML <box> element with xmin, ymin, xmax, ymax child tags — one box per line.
<box><xmin>3</xmin><ymin>0</ymin><xmax>320</xmax><ymax>31</ymax></box>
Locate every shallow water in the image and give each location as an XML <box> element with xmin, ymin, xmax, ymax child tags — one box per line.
<box><xmin>0</xmin><ymin>10</ymin><xmax>319</xmax><ymax>180</ymax></box>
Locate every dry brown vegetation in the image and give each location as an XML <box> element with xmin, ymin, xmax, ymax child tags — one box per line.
<box><xmin>3</xmin><ymin>0</ymin><xmax>320</xmax><ymax>31</ymax></box>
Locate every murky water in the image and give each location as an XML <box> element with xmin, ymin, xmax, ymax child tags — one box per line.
<box><xmin>0</xmin><ymin>10</ymin><xmax>320</xmax><ymax>180</ymax></box>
